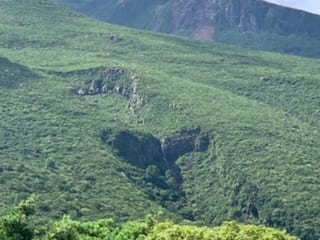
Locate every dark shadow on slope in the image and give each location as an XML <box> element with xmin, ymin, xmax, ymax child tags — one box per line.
<box><xmin>0</xmin><ymin>57</ymin><xmax>38</xmax><ymax>88</ymax></box>
<box><xmin>101</xmin><ymin>128</ymin><xmax>212</xmax><ymax>219</ymax></box>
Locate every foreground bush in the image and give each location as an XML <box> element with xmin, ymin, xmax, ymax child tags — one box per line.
<box><xmin>0</xmin><ymin>198</ymin><xmax>299</xmax><ymax>240</ymax></box>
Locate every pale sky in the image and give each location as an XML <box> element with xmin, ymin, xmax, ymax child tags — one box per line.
<box><xmin>265</xmin><ymin>0</ymin><xmax>320</xmax><ymax>15</ymax></box>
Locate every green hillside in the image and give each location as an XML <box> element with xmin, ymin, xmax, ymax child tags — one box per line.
<box><xmin>1</xmin><ymin>0</ymin><xmax>320</xmax><ymax>239</ymax></box>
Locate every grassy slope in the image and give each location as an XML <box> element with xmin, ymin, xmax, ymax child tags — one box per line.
<box><xmin>0</xmin><ymin>0</ymin><xmax>320</xmax><ymax>239</ymax></box>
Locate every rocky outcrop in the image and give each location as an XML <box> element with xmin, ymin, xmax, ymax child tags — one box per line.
<box><xmin>101</xmin><ymin>130</ymin><xmax>165</xmax><ymax>170</ymax></box>
<box><xmin>67</xmin><ymin>67</ymin><xmax>144</xmax><ymax>112</ymax></box>
<box><xmin>161</xmin><ymin>128</ymin><xmax>210</xmax><ymax>163</ymax></box>
<box><xmin>101</xmin><ymin>128</ymin><xmax>211</xmax><ymax>172</ymax></box>
<box><xmin>76</xmin><ymin>68</ymin><xmax>133</xmax><ymax>96</ymax></box>
<box><xmin>100</xmin><ymin>128</ymin><xmax>211</xmax><ymax>218</ymax></box>
<box><xmin>100</xmin><ymin>128</ymin><xmax>211</xmax><ymax>213</ymax></box>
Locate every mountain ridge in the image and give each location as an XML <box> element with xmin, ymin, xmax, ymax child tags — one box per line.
<box><xmin>58</xmin><ymin>0</ymin><xmax>320</xmax><ymax>58</ymax></box>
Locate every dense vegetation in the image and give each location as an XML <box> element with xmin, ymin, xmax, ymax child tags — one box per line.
<box><xmin>0</xmin><ymin>0</ymin><xmax>320</xmax><ymax>239</ymax></box>
<box><xmin>0</xmin><ymin>198</ymin><xmax>298</xmax><ymax>240</ymax></box>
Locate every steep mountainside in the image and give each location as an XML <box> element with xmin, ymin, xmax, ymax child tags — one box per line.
<box><xmin>58</xmin><ymin>0</ymin><xmax>320</xmax><ymax>58</ymax></box>
<box><xmin>1</xmin><ymin>0</ymin><xmax>320</xmax><ymax>240</ymax></box>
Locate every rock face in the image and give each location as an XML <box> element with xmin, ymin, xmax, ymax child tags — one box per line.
<box><xmin>66</xmin><ymin>67</ymin><xmax>144</xmax><ymax>112</ymax></box>
<box><xmin>162</xmin><ymin>129</ymin><xmax>210</xmax><ymax>163</ymax></box>
<box><xmin>100</xmin><ymin>128</ymin><xmax>211</xmax><ymax>217</ymax></box>
<box><xmin>102</xmin><ymin>130</ymin><xmax>165</xmax><ymax>170</ymax></box>
<box><xmin>100</xmin><ymin>128</ymin><xmax>211</xmax><ymax>173</ymax></box>
<box><xmin>75</xmin><ymin>68</ymin><xmax>133</xmax><ymax>97</ymax></box>
<box><xmin>60</xmin><ymin>0</ymin><xmax>320</xmax><ymax>38</ymax></box>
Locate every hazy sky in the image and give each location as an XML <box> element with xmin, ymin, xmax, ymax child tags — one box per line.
<box><xmin>265</xmin><ymin>0</ymin><xmax>320</xmax><ymax>15</ymax></box>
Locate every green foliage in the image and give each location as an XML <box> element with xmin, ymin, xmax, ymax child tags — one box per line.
<box><xmin>0</xmin><ymin>1</ymin><xmax>320</xmax><ymax>240</ymax></box>
<box><xmin>0</xmin><ymin>201</ymin><xmax>300</xmax><ymax>240</ymax></box>
<box><xmin>112</xmin><ymin>221</ymin><xmax>147</xmax><ymax>240</ymax></box>
<box><xmin>145</xmin><ymin>221</ymin><xmax>299</xmax><ymax>240</ymax></box>
<box><xmin>0</xmin><ymin>196</ymin><xmax>35</xmax><ymax>240</ymax></box>
<box><xmin>46</xmin><ymin>216</ymin><xmax>113</xmax><ymax>240</ymax></box>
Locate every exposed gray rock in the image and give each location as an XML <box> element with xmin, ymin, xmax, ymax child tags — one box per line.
<box><xmin>71</xmin><ymin>67</ymin><xmax>145</xmax><ymax>112</ymax></box>
<box><xmin>101</xmin><ymin>128</ymin><xmax>211</xmax><ymax>172</ymax></box>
